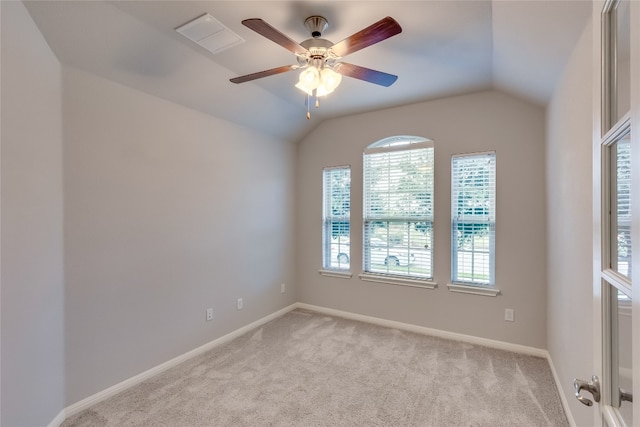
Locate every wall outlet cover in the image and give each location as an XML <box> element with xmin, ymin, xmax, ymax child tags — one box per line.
<box><xmin>504</xmin><ymin>308</ymin><xmax>514</xmax><ymax>322</ymax></box>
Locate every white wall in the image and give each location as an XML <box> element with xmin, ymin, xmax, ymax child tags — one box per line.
<box><xmin>296</xmin><ymin>91</ymin><xmax>547</xmax><ymax>348</ymax></box>
<box><xmin>0</xmin><ymin>2</ymin><xmax>594</xmax><ymax>423</ymax></box>
<box><xmin>62</xmin><ymin>66</ymin><xmax>297</xmax><ymax>405</ymax></box>
<box><xmin>2</xmin><ymin>1</ymin><xmax>297</xmax><ymax>415</ymax></box>
<box><xmin>0</xmin><ymin>2</ymin><xmax>66</xmax><ymax>425</ymax></box>
<box><xmin>546</xmin><ymin>20</ymin><xmax>594</xmax><ymax>427</ymax></box>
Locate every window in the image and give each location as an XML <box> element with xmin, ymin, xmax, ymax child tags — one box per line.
<box><xmin>363</xmin><ymin>136</ymin><xmax>434</xmax><ymax>281</ymax></box>
<box><xmin>451</xmin><ymin>152</ymin><xmax>496</xmax><ymax>286</ymax></box>
<box><xmin>322</xmin><ymin>166</ymin><xmax>351</xmax><ymax>270</ymax></box>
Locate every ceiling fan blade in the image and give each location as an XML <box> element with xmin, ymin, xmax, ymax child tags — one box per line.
<box><xmin>242</xmin><ymin>18</ymin><xmax>308</xmax><ymax>55</ymax></box>
<box><xmin>330</xmin><ymin>16</ymin><xmax>402</xmax><ymax>58</ymax></box>
<box><xmin>335</xmin><ymin>62</ymin><xmax>398</xmax><ymax>87</ymax></box>
<box><xmin>230</xmin><ymin>65</ymin><xmax>297</xmax><ymax>84</ymax></box>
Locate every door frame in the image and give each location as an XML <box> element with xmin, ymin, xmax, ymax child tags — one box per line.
<box><xmin>592</xmin><ymin>0</ymin><xmax>640</xmax><ymax>426</ymax></box>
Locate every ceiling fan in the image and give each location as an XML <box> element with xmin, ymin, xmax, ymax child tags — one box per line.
<box><xmin>230</xmin><ymin>15</ymin><xmax>402</xmax><ymax>117</ymax></box>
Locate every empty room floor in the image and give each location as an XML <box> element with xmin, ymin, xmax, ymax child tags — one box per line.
<box><xmin>63</xmin><ymin>309</ymin><xmax>568</xmax><ymax>426</ymax></box>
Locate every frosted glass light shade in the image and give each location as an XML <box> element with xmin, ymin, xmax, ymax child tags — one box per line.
<box><xmin>295</xmin><ymin>82</ymin><xmax>313</xmax><ymax>95</ymax></box>
<box><xmin>320</xmin><ymin>68</ymin><xmax>342</xmax><ymax>93</ymax></box>
<box><xmin>296</xmin><ymin>67</ymin><xmax>320</xmax><ymax>94</ymax></box>
<box><xmin>295</xmin><ymin>66</ymin><xmax>342</xmax><ymax>97</ymax></box>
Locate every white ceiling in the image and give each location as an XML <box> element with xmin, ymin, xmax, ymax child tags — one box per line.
<box><xmin>23</xmin><ymin>1</ymin><xmax>592</xmax><ymax>143</ymax></box>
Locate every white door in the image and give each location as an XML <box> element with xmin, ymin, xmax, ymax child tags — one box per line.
<box><xmin>577</xmin><ymin>1</ymin><xmax>640</xmax><ymax>426</ymax></box>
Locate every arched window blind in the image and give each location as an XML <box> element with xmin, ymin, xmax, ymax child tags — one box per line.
<box><xmin>363</xmin><ymin>136</ymin><xmax>434</xmax><ymax>279</ymax></box>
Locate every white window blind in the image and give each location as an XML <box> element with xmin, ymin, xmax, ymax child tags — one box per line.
<box><xmin>451</xmin><ymin>152</ymin><xmax>496</xmax><ymax>286</ymax></box>
<box><xmin>612</xmin><ymin>136</ymin><xmax>631</xmax><ymax>277</ymax></box>
<box><xmin>323</xmin><ymin>167</ymin><xmax>351</xmax><ymax>270</ymax></box>
<box><xmin>363</xmin><ymin>136</ymin><xmax>434</xmax><ymax>279</ymax></box>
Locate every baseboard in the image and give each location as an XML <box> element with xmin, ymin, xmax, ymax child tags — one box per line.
<box><xmin>545</xmin><ymin>352</ymin><xmax>578</xmax><ymax>427</ymax></box>
<box><xmin>295</xmin><ymin>302</ymin><xmax>548</xmax><ymax>357</ymax></box>
<box><xmin>61</xmin><ymin>303</ymin><xmax>298</xmax><ymax>422</ymax></box>
<box><xmin>46</xmin><ymin>409</ymin><xmax>66</xmax><ymax>427</ymax></box>
<box><xmin>52</xmin><ymin>301</ymin><xmax>574</xmax><ymax>427</ymax></box>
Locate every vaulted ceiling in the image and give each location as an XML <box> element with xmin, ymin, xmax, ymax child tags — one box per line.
<box><xmin>24</xmin><ymin>1</ymin><xmax>592</xmax><ymax>143</ymax></box>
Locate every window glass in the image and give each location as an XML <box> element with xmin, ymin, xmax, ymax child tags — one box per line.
<box><xmin>610</xmin><ymin>133</ymin><xmax>632</xmax><ymax>278</ymax></box>
<box><xmin>451</xmin><ymin>152</ymin><xmax>496</xmax><ymax>286</ymax></box>
<box><xmin>323</xmin><ymin>167</ymin><xmax>351</xmax><ymax>270</ymax></box>
<box><xmin>363</xmin><ymin>136</ymin><xmax>434</xmax><ymax>279</ymax></box>
<box><xmin>614</xmin><ymin>0</ymin><xmax>631</xmax><ymax>125</ymax></box>
<box><xmin>604</xmin><ymin>0</ymin><xmax>631</xmax><ymax>130</ymax></box>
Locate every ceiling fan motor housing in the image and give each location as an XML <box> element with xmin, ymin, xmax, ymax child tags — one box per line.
<box><xmin>299</xmin><ymin>38</ymin><xmax>336</xmax><ymax>68</ymax></box>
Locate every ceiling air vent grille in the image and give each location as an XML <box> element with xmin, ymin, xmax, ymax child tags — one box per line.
<box><xmin>176</xmin><ymin>13</ymin><xmax>244</xmax><ymax>54</ymax></box>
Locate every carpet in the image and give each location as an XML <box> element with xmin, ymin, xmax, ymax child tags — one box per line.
<box><xmin>62</xmin><ymin>309</ymin><xmax>569</xmax><ymax>426</ymax></box>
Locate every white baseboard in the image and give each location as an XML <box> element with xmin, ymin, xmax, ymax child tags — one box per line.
<box><xmin>545</xmin><ymin>352</ymin><xmax>578</xmax><ymax>427</ymax></box>
<box><xmin>50</xmin><ymin>302</ymin><xmax>575</xmax><ymax>427</ymax></box>
<box><xmin>47</xmin><ymin>409</ymin><xmax>66</xmax><ymax>427</ymax></box>
<box><xmin>295</xmin><ymin>302</ymin><xmax>548</xmax><ymax>357</ymax></box>
<box><xmin>61</xmin><ymin>304</ymin><xmax>297</xmax><ymax>423</ymax></box>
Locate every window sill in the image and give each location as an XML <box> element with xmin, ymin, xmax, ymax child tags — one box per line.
<box><xmin>318</xmin><ymin>269</ymin><xmax>353</xmax><ymax>279</ymax></box>
<box><xmin>359</xmin><ymin>273</ymin><xmax>437</xmax><ymax>289</ymax></box>
<box><xmin>447</xmin><ymin>283</ymin><xmax>500</xmax><ymax>297</ymax></box>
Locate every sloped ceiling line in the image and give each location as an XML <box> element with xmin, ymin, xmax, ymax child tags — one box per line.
<box><xmin>24</xmin><ymin>0</ymin><xmax>591</xmax><ymax>143</ymax></box>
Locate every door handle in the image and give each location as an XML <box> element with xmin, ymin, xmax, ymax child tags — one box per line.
<box><xmin>619</xmin><ymin>388</ymin><xmax>633</xmax><ymax>403</ymax></box>
<box><xmin>574</xmin><ymin>376</ymin><xmax>601</xmax><ymax>406</ymax></box>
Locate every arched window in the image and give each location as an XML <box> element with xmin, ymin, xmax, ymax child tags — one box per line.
<box><xmin>363</xmin><ymin>136</ymin><xmax>434</xmax><ymax>280</ymax></box>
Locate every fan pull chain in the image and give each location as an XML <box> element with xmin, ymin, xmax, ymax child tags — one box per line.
<box><xmin>313</xmin><ymin>89</ymin><xmax>319</xmax><ymax>111</ymax></box>
<box><xmin>303</xmin><ymin>89</ymin><xmax>326</xmax><ymax>119</ymax></box>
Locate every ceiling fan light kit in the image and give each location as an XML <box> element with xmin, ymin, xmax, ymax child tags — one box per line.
<box><xmin>230</xmin><ymin>15</ymin><xmax>402</xmax><ymax>119</ymax></box>
<box><xmin>295</xmin><ymin>61</ymin><xmax>342</xmax><ymax>95</ymax></box>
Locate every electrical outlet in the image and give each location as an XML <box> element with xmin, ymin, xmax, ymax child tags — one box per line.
<box><xmin>504</xmin><ymin>308</ymin><xmax>514</xmax><ymax>322</ymax></box>
<box><xmin>206</xmin><ymin>308</ymin><xmax>213</xmax><ymax>321</ymax></box>
<box><xmin>280</xmin><ymin>283</ymin><xmax>286</xmax><ymax>294</ymax></box>
<box><xmin>237</xmin><ymin>298</ymin><xmax>243</xmax><ymax>310</ymax></box>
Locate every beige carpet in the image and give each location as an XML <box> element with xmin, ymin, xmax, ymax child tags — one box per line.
<box><xmin>62</xmin><ymin>309</ymin><xmax>569</xmax><ymax>426</ymax></box>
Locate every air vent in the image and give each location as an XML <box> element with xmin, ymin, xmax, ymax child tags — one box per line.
<box><xmin>176</xmin><ymin>13</ymin><xmax>244</xmax><ymax>54</ymax></box>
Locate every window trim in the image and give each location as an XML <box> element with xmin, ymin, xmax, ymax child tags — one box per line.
<box><xmin>450</xmin><ymin>151</ymin><xmax>496</xmax><ymax>288</ymax></box>
<box><xmin>318</xmin><ymin>269</ymin><xmax>353</xmax><ymax>279</ymax></box>
<box><xmin>359</xmin><ymin>272</ymin><xmax>437</xmax><ymax>289</ymax></box>
<box><xmin>446</xmin><ymin>283</ymin><xmax>500</xmax><ymax>297</ymax></box>
<box><xmin>602</xmin><ymin>116</ymin><xmax>633</xmax><ymax>290</ymax></box>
